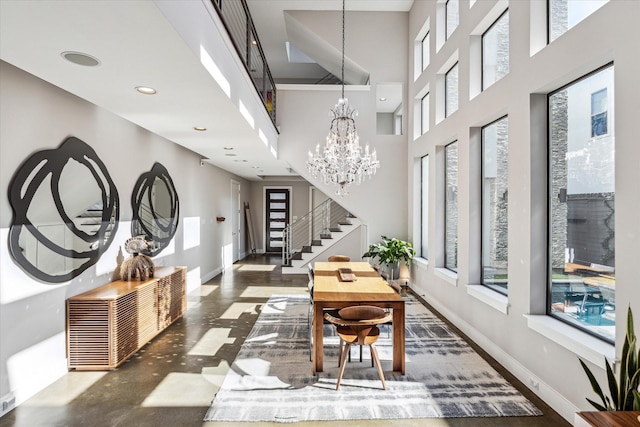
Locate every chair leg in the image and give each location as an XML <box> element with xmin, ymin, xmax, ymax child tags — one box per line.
<box><xmin>336</xmin><ymin>343</ymin><xmax>351</xmax><ymax>390</ymax></box>
<box><xmin>308</xmin><ymin>305</ymin><xmax>312</xmax><ymax>362</ymax></box>
<box><xmin>369</xmin><ymin>345</ymin><xmax>374</xmax><ymax>367</ymax></box>
<box><xmin>370</xmin><ymin>345</ymin><xmax>386</xmax><ymax>390</ymax></box>
<box><xmin>338</xmin><ymin>339</ymin><xmax>344</xmax><ymax>367</ymax></box>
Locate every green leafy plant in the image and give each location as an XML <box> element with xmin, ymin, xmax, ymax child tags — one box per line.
<box><xmin>362</xmin><ymin>235</ymin><xmax>416</xmax><ymax>267</ymax></box>
<box><xmin>579</xmin><ymin>306</ymin><xmax>640</xmax><ymax>411</ymax></box>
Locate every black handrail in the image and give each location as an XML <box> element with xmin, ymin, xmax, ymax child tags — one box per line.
<box><xmin>210</xmin><ymin>0</ymin><xmax>277</xmax><ymax>129</ymax></box>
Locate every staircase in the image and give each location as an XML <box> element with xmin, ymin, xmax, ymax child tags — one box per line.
<box><xmin>282</xmin><ymin>199</ymin><xmax>361</xmax><ymax>274</ymax></box>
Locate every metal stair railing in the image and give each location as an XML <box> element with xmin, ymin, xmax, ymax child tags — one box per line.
<box><xmin>210</xmin><ymin>0</ymin><xmax>277</xmax><ymax>128</ymax></box>
<box><xmin>282</xmin><ymin>199</ymin><xmax>353</xmax><ymax>266</ymax></box>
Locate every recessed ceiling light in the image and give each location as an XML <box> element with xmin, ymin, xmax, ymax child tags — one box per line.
<box><xmin>61</xmin><ymin>51</ymin><xmax>101</xmax><ymax>67</ymax></box>
<box><xmin>135</xmin><ymin>86</ymin><xmax>157</xmax><ymax>95</ymax></box>
<box><xmin>223</xmin><ymin>146</ymin><xmax>234</xmax><ymax>150</ymax></box>
<box><xmin>225</xmin><ymin>153</ymin><xmax>237</xmax><ymax>156</ymax></box>
<box><xmin>234</xmin><ymin>159</ymin><xmax>248</xmax><ymax>162</ymax></box>
<box><xmin>193</xmin><ymin>126</ymin><xmax>207</xmax><ymax>131</ymax></box>
<box><xmin>379</xmin><ymin>97</ymin><xmax>387</xmax><ymax>101</ymax></box>
<box><xmin>251</xmin><ymin>165</ymin><xmax>260</xmax><ymax>169</ymax></box>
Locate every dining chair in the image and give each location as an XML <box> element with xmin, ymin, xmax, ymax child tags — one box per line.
<box><xmin>324</xmin><ymin>306</ymin><xmax>393</xmax><ymax>390</ymax></box>
<box><xmin>327</xmin><ymin>255</ymin><xmax>350</xmax><ymax>262</ymax></box>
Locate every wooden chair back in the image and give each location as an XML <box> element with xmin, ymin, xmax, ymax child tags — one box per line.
<box><xmin>328</xmin><ymin>255</ymin><xmax>351</xmax><ymax>262</ymax></box>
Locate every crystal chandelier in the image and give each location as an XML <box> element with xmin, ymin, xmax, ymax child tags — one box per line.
<box><xmin>307</xmin><ymin>0</ymin><xmax>379</xmax><ymax>197</ymax></box>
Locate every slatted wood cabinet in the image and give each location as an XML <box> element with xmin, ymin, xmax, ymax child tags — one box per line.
<box><xmin>66</xmin><ymin>266</ymin><xmax>186</xmax><ymax>370</ymax></box>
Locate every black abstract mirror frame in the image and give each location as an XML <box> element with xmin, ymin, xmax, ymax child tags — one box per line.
<box><xmin>131</xmin><ymin>162</ymin><xmax>179</xmax><ymax>257</ymax></box>
<box><xmin>8</xmin><ymin>136</ymin><xmax>119</xmax><ymax>283</ymax></box>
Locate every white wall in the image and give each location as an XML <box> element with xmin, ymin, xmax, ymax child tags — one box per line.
<box><xmin>276</xmin><ymin>9</ymin><xmax>410</xmax><ymax>244</ymax></box>
<box><xmin>407</xmin><ymin>0</ymin><xmax>640</xmax><ymax>422</ymax></box>
<box><xmin>0</xmin><ymin>61</ymin><xmax>252</xmax><ymax>406</ymax></box>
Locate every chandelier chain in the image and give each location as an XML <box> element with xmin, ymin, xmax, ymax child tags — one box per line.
<box><xmin>341</xmin><ymin>0</ymin><xmax>345</xmax><ymax>99</ymax></box>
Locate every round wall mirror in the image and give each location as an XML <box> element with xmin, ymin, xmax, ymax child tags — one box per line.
<box><xmin>131</xmin><ymin>162</ymin><xmax>179</xmax><ymax>257</ymax></box>
<box><xmin>8</xmin><ymin>137</ymin><xmax>119</xmax><ymax>283</ymax></box>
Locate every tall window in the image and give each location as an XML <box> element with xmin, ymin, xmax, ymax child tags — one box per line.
<box><xmin>549</xmin><ymin>0</ymin><xmax>608</xmax><ymax>43</ymax></box>
<box><xmin>421</xmin><ymin>155</ymin><xmax>429</xmax><ymax>258</ymax></box>
<box><xmin>446</xmin><ymin>0</ymin><xmax>459</xmax><ymax>40</ymax></box>
<box><xmin>421</xmin><ymin>93</ymin><xmax>430</xmax><ymax>135</ymax></box>
<box><xmin>422</xmin><ymin>31</ymin><xmax>430</xmax><ymax>72</ymax></box>
<box><xmin>482</xmin><ymin>10</ymin><xmax>509</xmax><ymax>91</ymax></box>
<box><xmin>548</xmin><ymin>64</ymin><xmax>615</xmax><ymax>343</ymax></box>
<box><xmin>482</xmin><ymin>117</ymin><xmax>509</xmax><ymax>294</ymax></box>
<box><xmin>445</xmin><ymin>63</ymin><xmax>459</xmax><ymax>117</ymax></box>
<box><xmin>445</xmin><ymin>141</ymin><xmax>458</xmax><ymax>272</ymax></box>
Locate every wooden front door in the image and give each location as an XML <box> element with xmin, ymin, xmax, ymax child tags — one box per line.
<box><xmin>265</xmin><ymin>188</ymin><xmax>289</xmax><ymax>253</ymax></box>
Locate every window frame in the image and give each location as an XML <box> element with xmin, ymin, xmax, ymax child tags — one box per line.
<box><xmin>421</xmin><ymin>154</ymin><xmax>429</xmax><ymax>259</ymax></box>
<box><xmin>481</xmin><ymin>115</ymin><xmax>509</xmax><ymax>295</ymax></box>
<box><xmin>444</xmin><ymin>140</ymin><xmax>458</xmax><ymax>272</ymax></box>
<box><xmin>547</xmin><ymin>0</ymin><xmax>609</xmax><ymax>44</ymax></box>
<box><xmin>445</xmin><ymin>62</ymin><xmax>459</xmax><ymax>117</ymax></box>
<box><xmin>421</xmin><ymin>92</ymin><xmax>430</xmax><ymax>135</ymax></box>
<box><xmin>445</xmin><ymin>0</ymin><xmax>459</xmax><ymax>41</ymax></box>
<box><xmin>421</xmin><ymin>31</ymin><xmax>430</xmax><ymax>72</ymax></box>
<box><xmin>546</xmin><ymin>62</ymin><xmax>615</xmax><ymax>344</ymax></box>
<box><xmin>481</xmin><ymin>9</ymin><xmax>510</xmax><ymax>91</ymax></box>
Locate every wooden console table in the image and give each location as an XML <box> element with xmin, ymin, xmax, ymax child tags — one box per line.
<box><xmin>66</xmin><ymin>266</ymin><xmax>186</xmax><ymax>370</ymax></box>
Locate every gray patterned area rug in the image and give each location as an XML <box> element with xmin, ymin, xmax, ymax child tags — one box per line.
<box><xmin>204</xmin><ymin>294</ymin><xmax>542</xmax><ymax>423</ymax></box>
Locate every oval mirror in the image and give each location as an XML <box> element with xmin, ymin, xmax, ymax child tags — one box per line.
<box><xmin>131</xmin><ymin>163</ymin><xmax>179</xmax><ymax>257</ymax></box>
<box><xmin>8</xmin><ymin>137</ymin><xmax>119</xmax><ymax>283</ymax></box>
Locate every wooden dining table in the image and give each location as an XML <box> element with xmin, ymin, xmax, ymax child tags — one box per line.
<box><xmin>311</xmin><ymin>261</ymin><xmax>405</xmax><ymax>375</ymax></box>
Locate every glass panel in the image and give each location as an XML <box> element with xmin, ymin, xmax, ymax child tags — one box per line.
<box><xmin>269</xmin><ymin>193</ymin><xmax>286</xmax><ymax>200</ymax></box>
<box><xmin>549</xmin><ymin>0</ymin><xmax>608</xmax><ymax>43</ymax></box>
<box><xmin>591</xmin><ymin>88</ymin><xmax>608</xmax><ymax>137</ymax></box>
<box><xmin>445</xmin><ymin>63</ymin><xmax>459</xmax><ymax>117</ymax></box>
<box><xmin>549</xmin><ymin>64</ymin><xmax>615</xmax><ymax>343</ymax></box>
<box><xmin>270</xmin><ymin>212</ymin><xmax>286</xmax><ymax>219</ymax></box>
<box><xmin>422</xmin><ymin>31</ymin><xmax>430</xmax><ymax>71</ymax></box>
<box><xmin>482</xmin><ymin>117</ymin><xmax>509</xmax><ymax>294</ymax></box>
<box><xmin>446</xmin><ymin>0</ymin><xmax>459</xmax><ymax>40</ymax></box>
<box><xmin>269</xmin><ymin>202</ymin><xmax>286</xmax><ymax>210</ymax></box>
<box><xmin>482</xmin><ymin>10</ymin><xmax>509</xmax><ymax>91</ymax></box>
<box><xmin>445</xmin><ymin>141</ymin><xmax>458</xmax><ymax>271</ymax></box>
<box><xmin>421</xmin><ymin>93</ymin><xmax>430</xmax><ymax>135</ymax></box>
<box><xmin>421</xmin><ymin>155</ymin><xmax>429</xmax><ymax>258</ymax></box>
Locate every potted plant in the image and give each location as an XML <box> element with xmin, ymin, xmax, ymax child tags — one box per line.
<box><xmin>579</xmin><ymin>306</ymin><xmax>640</xmax><ymax>411</ymax></box>
<box><xmin>362</xmin><ymin>235</ymin><xmax>416</xmax><ymax>280</ymax></box>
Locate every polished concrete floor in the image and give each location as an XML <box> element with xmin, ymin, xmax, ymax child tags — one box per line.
<box><xmin>0</xmin><ymin>255</ymin><xmax>571</xmax><ymax>427</ymax></box>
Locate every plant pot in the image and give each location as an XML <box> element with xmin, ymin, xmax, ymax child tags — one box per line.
<box><xmin>386</xmin><ymin>262</ymin><xmax>400</xmax><ymax>280</ymax></box>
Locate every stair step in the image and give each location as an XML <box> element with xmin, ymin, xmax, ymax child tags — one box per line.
<box><xmin>320</xmin><ymin>234</ymin><xmax>332</xmax><ymax>239</ymax></box>
<box><xmin>312</xmin><ymin>240</ymin><xmax>322</xmax><ymax>246</ymax></box>
<box><xmin>302</xmin><ymin>246</ymin><xmax>312</xmax><ymax>253</ymax></box>
<box><xmin>291</xmin><ymin>252</ymin><xmax>303</xmax><ymax>260</ymax></box>
<box><xmin>329</xmin><ymin>227</ymin><xmax>342</xmax><ymax>232</ymax></box>
<box><xmin>338</xmin><ymin>221</ymin><xmax>352</xmax><ymax>226</ymax></box>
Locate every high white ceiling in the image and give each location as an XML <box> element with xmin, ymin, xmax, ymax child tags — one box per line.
<box><xmin>0</xmin><ymin>0</ymin><xmax>413</xmax><ymax>180</ymax></box>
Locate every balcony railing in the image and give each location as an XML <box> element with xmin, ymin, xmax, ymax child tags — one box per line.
<box><xmin>211</xmin><ymin>0</ymin><xmax>277</xmax><ymax>128</ymax></box>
